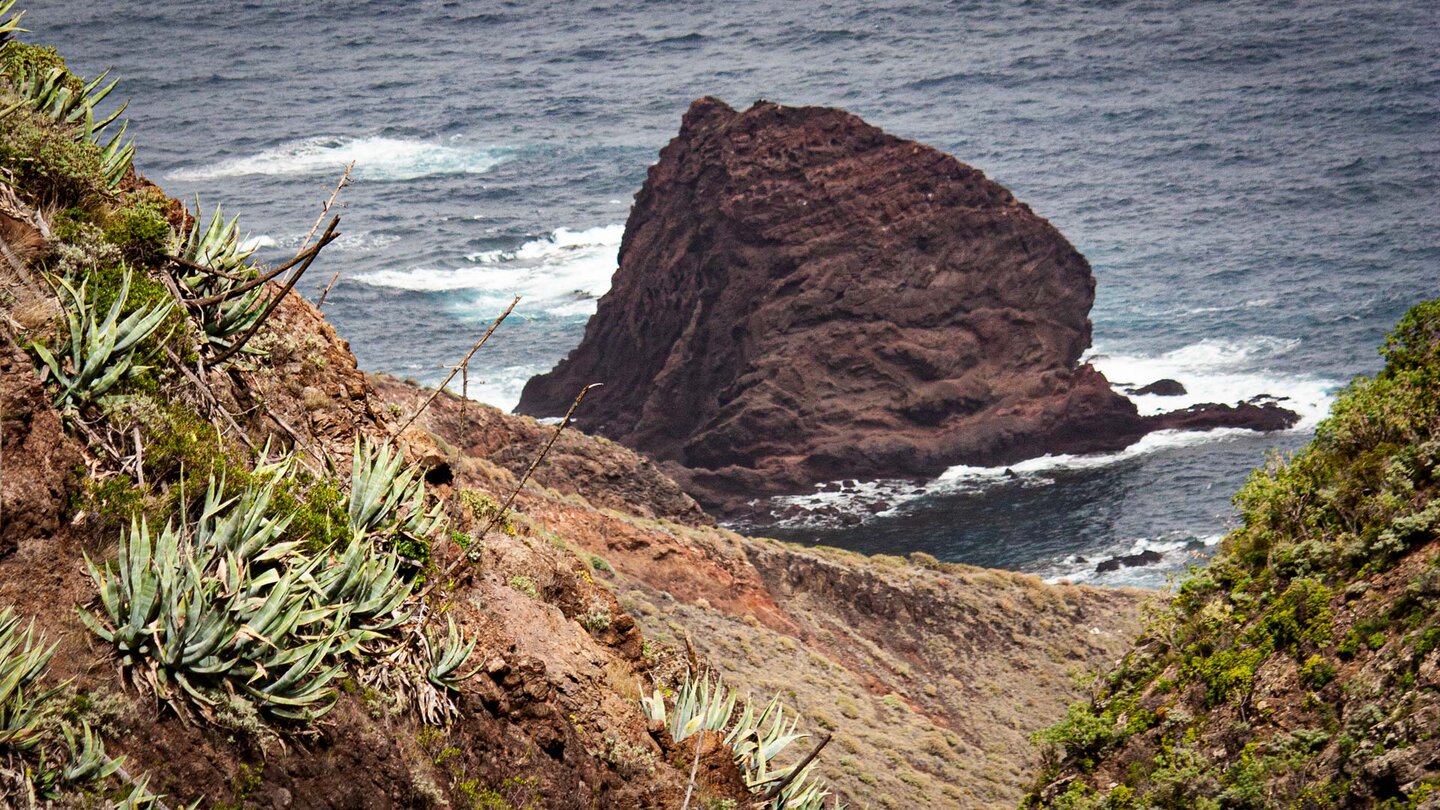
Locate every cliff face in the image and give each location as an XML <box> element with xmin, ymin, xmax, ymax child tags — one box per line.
<box><xmin>1024</xmin><ymin>301</ymin><xmax>1440</xmax><ymax>809</ymax></box>
<box><xmin>518</xmin><ymin>98</ymin><xmax>1296</xmax><ymax>515</ymax></box>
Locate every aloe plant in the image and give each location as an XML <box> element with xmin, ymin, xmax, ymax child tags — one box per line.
<box><xmin>0</xmin><ymin>608</ymin><xmax>60</xmax><ymax>751</ymax></box>
<box><xmin>31</xmin><ymin>267</ymin><xmax>174</xmax><ymax>409</ymax></box>
<box><xmin>59</xmin><ymin>721</ymin><xmax>124</xmax><ymax>785</ymax></box>
<box><xmin>169</xmin><ymin>201</ymin><xmax>267</xmax><ymax>353</ymax></box>
<box><xmin>82</xmin><ymin>497</ymin><xmax>347</xmax><ymax>720</ymax></box>
<box><xmin>0</xmin><ymin>0</ymin><xmax>25</xmax><ymax>43</ymax></box>
<box><xmin>642</xmin><ymin>670</ymin><xmax>843</xmax><ymax>810</ymax></box>
<box><xmin>83</xmin><ymin>472</ymin><xmax>421</xmax><ymax>723</ymax></box>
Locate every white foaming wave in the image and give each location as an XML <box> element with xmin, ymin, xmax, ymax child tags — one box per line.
<box><xmin>354</xmin><ymin>224</ymin><xmax>623</xmax><ymax>318</ymax></box>
<box><xmin>1086</xmin><ymin>335</ymin><xmax>1338</xmax><ymax>429</ymax></box>
<box><xmin>238</xmin><ymin>234</ymin><xmax>277</xmax><ymax>252</ymax></box>
<box><xmin>168</xmin><ymin>136</ymin><xmax>510</xmax><ymax>182</ymax></box>
<box><xmin>763</xmin><ymin>428</ymin><xmax>1258</xmax><ymax>531</ymax></box>
<box><xmin>1038</xmin><ymin>532</ymin><xmax>1226</xmax><ymax>588</ymax></box>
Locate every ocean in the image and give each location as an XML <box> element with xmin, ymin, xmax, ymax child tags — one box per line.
<box><xmin>29</xmin><ymin>0</ymin><xmax>1438</xmax><ymax>587</ymax></box>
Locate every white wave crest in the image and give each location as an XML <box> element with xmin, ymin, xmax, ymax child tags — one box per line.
<box><xmin>353</xmin><ymin>224</ymin><xmax>623</xmax><ymax>319</ymax></box>
<box><xmin>1037</xmin><ymin>532</ymin><xmax>1226</xmax><ymax>588</ymax></box>
<box><xmin>168</xmin><ymin>136</ymin><xmax>510</xmax><ymax>182</ymax></box>
<box><xmin>1086</xmin><ymin>335</ymin><xmax>1338</xmax><ymax>429</ymax></box>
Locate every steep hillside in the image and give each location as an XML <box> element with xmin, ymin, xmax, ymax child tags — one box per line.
<box><xmin>0</xmin><ymin>12</ymin><xmax>1147</xmax><ymax>809</ymax></box>
<box><xmin>377</xmin><ymin>375</ymin><xmax>1149</xmax><ymax>808</ymax></box>
<box><xmin>1024</xmin><ymin>301</ymin><xmax>1440</xmax><ymax>809</ymax></box>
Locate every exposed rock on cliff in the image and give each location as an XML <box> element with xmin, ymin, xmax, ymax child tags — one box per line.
<box><xmin>518</xmin><ymin>98</ymin><xmax>1297</xmax><ymax>514</ymax></box>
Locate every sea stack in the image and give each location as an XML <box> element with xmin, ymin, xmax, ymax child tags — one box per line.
<box><xmin>518</xmin><ymin>98</ymin><xmax>1295</xmax><ymax>514</ymax></box>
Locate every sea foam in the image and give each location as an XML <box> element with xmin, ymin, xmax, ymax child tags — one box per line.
<box><xmin>761</xmin><ymin>335</ymin><xmax>1341</xmax><ymax>533</ymax></box>
<box><xmin>1086</xmin><ymin>335</ymin><xmax>1336</xmax><ymax>429</ymax></box>
<box><xmin>354</xmin><ymin>224</ymin><xmax>623</xmax><ymax>318</ymax></box>
<box><xmin>168</xmin><ymin>136</ymin><xmax>510</xmax><ymax>182</ymax></box>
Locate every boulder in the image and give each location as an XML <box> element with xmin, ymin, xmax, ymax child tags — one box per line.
<box><xmin>518</xmin><ymin>98</ymin><xmax>1298</xmax><ymax>515</ymax></box>
<box><xmin>1131</xmin><ymin>379</ymin><xmax>1187</xmax><ymax>396</ymax></box>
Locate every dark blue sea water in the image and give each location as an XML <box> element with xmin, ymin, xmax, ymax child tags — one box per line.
<box><xmin>29</xmin><ymin>1</ymin><xmax>1439</xmax><ymax>586</ymax></box>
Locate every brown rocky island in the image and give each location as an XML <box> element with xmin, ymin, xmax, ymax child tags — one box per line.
<box><xmin>518</xmin><ymin>97</ymin><xmax>1297</xmax><ymax>515</ymax></box>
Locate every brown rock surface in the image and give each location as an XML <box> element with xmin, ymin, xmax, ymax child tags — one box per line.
<box><xmin>519</xmin><ymin>98</ymin><xmax>1296</xmax><ymax>514</ymax></box>
<box><xmin>384</xmin><ymin>377</ymin><xmax>1149</xmax><ymax>808</ymax></box>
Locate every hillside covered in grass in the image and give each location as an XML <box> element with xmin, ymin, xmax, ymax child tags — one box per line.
<box><xmin>1024</xmin><ymin>300</ymin><xmax>1440</xmax><ymax>808</ymax></box>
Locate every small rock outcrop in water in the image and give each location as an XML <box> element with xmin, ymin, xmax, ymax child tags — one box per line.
<box><xmin>518</xmin><ymin>98</ymin><xmax>1298</xmax><ymax>514</ymax></box>
<box><xmin>1130</xmin><ymin>378</ymin><xmax>1187</xmax><ymax>396</ymax></box>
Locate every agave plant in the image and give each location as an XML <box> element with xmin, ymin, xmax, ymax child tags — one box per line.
<box><xmin>425</xmin><ymin>616</ymin><xmax>477</xmax><ymax>691</ymax></box>
<box><xmin>0</xmin><ymin>608</ymin><xmax>60</xmax><ymax>750</ymax></box>
<box><xmin>6</xmin><ymin>62</ymin><xmax>134</xmax><ymax>186</ymax></box>
<box><xmin>31</xmin><ymin>268</ymin><xmax>174</xmax><ymax>409</ymax></box>
<box><xmin>0</xmin><ymin>0</ymin><xmax>25</xmax><ymax>44</ymax></box>
<box><xmin>314</xmin><ymin>533</ymin><xmax>413</xmax><ymax>635</ymax></box>
<box><xmin>641</xmin><ymin>670</ymin><xmax>843</xmax><ymax>810</ymax></box>
<box><xmin>81</xmin><ymin>489</ymin><xmax>351</xmax><ymax>720</ymax></box>
<box><xmin>641</xmin><ymin>670</ymin><xmax>738</xmax><ymax>743</ymax></box>
<box><xmin>169</xmin><ymin>202</ymin><xmax>267</xmax><ymax>354</ymax></box>
<box><xmin>59</xmin><ymin>721</ymin><xmax>124</xmax><ymax>785</ymax></box>
<box><xmin>348</xmin><ymin>437</ymin><xmax>445</xmax><ymax>543</ymax></box>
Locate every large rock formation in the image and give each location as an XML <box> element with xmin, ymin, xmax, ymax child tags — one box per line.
<box><xmin>518</xmin><ymin>98</ymin><xmax>1295</xmax><ymax>513</ymax></box>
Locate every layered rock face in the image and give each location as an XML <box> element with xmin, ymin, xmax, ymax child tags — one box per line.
<box><xmin>519</xmin><ymin>98</ymin><xmax>1294</xmax><ymax>512</ymax></box>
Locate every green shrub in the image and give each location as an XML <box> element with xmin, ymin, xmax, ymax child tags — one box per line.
<box><xmin>0</xmin><ymin>99</ymin><xmax>107</xmax><ymax>207</ymax></box>
<box><xmin>1185</xmin><ymin>647</ymin><xmax>1264</xmax><ymax>707</ymax></box>
<box><xmin>1299</xmin><ymin>655</ymin><xmax>1337</xmax><ymax>690</ymax></box>
<box><xmin>102</xmin><ymin>187</ymin><xmax>171</xmax><ymax>264</ymax></box>
<box><xmin>1032</xmin><ymin>702</ymin><xmax>1117</xmax><ymax>771</ymax></box>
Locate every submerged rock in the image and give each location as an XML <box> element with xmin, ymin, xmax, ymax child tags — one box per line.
<box><xmin>518</xmin><ymin>98</ymin><xmax>1297</xmax><ymax>514</ymax></box>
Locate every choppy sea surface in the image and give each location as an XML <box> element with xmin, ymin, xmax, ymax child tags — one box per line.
<box><xmin>31</xmin><ymin>1</ymin><xmax>1438</xmax><ymax>587</ymax></box>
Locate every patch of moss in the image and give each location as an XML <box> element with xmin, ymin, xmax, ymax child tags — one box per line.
<box><xmin>101</xmin><ymin>187</ymin><xmax>172</xmax><ymax>265</ymax></box>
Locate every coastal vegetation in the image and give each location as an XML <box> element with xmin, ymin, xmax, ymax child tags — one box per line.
<box><xmin>1024</xmin><ymin>299</ymin><xmax>1440</xmax><ymax>807</ymax></box>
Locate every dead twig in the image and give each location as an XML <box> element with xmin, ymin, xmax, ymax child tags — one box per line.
<box><xmin>680</xmin><ymin>726</ymin><xmax>705</xmax><ymax>810</ymax></box>
<box><xmin>209</xmin><ymin>216</ymin><xmax>340</xmax><ymax>366</ymax></box>
<box><xmin>315</xmin><ymin>269</ymin><xmax>341</xmax><ymax>307</ymax></box>
<box><xmin>161</xmin><ymin>347</ymin><xmax>255</xmax><ymax>453</ymax></box>
<box><xmin>299</xmin><ymin>161</ymin><xmax>354</xmax><ymax>255</ymax></box>
<box><xmin>480</xmin><ymin>382</ymin><xmax>599</xmax><ymax>537</ymax></box>
<box><xmin>392</xmin><ymin>296</ymin><xmax>518</xmax><ymax>437</ymax></box>
<box><xmin>133</xmin><ymin>426</ymin><xmax>145</xmax><ymax>489</ymax></box>
<box><xmin>759</xmin><ymin>732</ymin><xmax>833</xmax><ymax>802</ymax></box>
